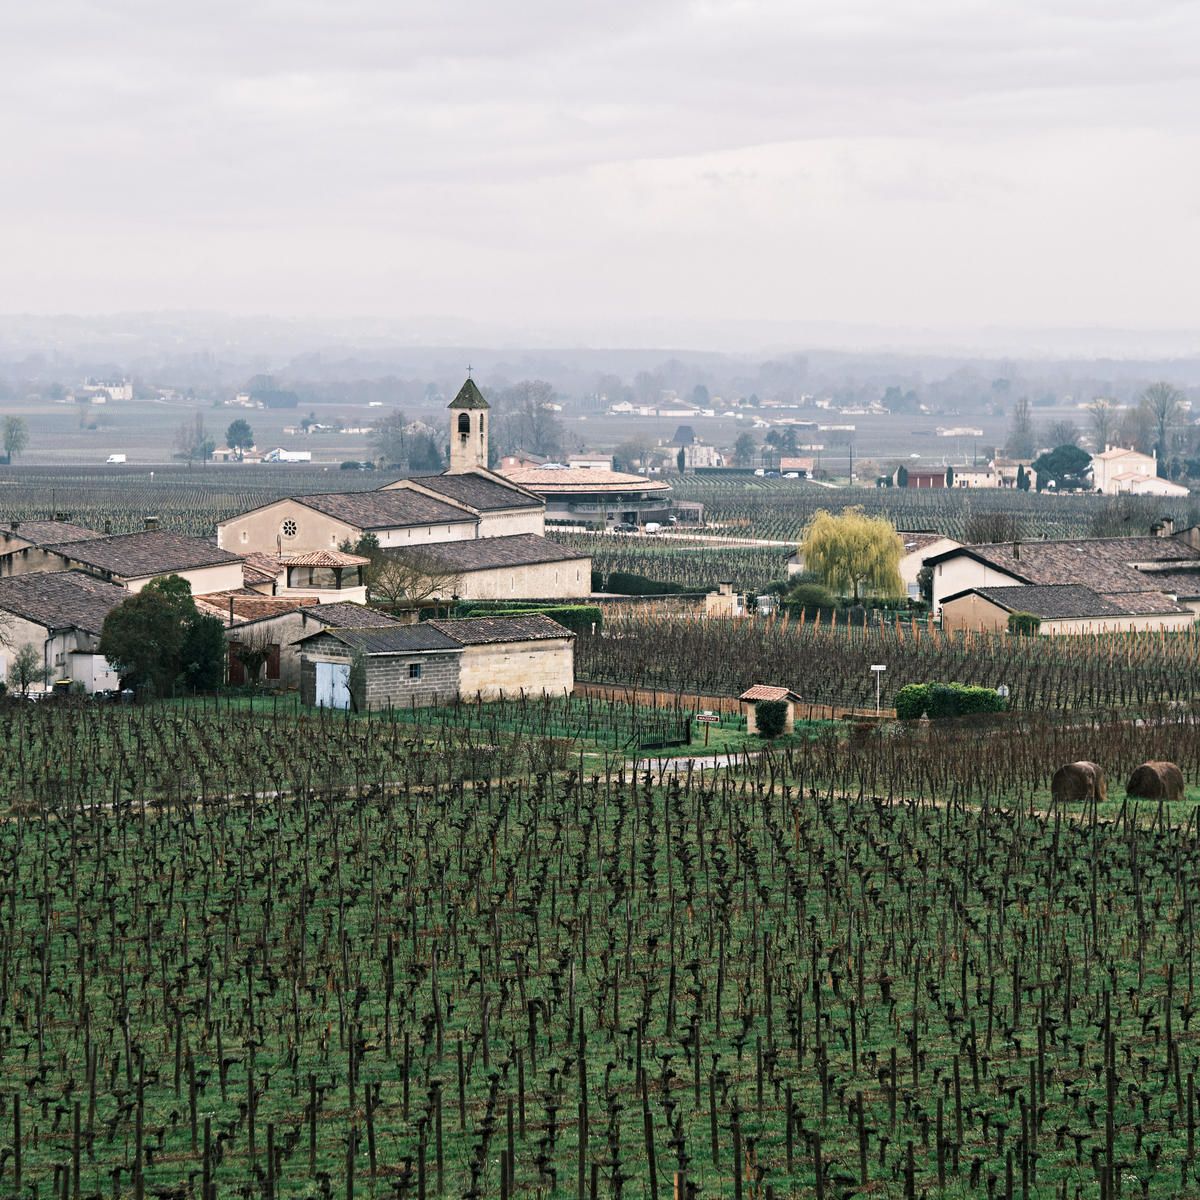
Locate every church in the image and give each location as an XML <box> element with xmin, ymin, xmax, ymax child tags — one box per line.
<box><xmin>215</xmin><ymin>380</ymin><xmax>592</xmax><ymax>601</ymax></box>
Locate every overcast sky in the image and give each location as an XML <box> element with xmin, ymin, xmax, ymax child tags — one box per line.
<box><xmin>3</xmin><ymin>1</ymin><xmax>1199</xmax><ymax>345</ymax></box>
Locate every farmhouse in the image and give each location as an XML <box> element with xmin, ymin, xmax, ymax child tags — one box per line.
<box><xmin>1090</xmin><ymin>446</ymin><xmax>1189</xmax><ymax>497</ymax></box>
<box><xmin>0</xmin><ymin>571</ymin><xmax>128</xmax><ymax>693</ymax></box>
<box><xmin>0</xmin><ymin>529</ymin><xmax>245</xmax><ymax>594</ymax></box>
<box><xmin>215</xmin><ymin>600</ymin><xmax>404</xmax><ymax>688</ymax></box>
<box><xmin>940</xmin><ymin>584</ymin><xmax>1194</xmax><ymax>635</ymax></box>
<box><xmin>298</xmin><ymin>614</ymin><xmax>574</xmax><ymax>709</ymax></box>
<box><xmin>926</xmin><ymin>533</ymin><xmax>1200</xmax><ymax>628</ymax></box>
<box><xmin>217</xmin><ymin>379</ymin><xmax>591</xmax><ymax>601</ymax></box>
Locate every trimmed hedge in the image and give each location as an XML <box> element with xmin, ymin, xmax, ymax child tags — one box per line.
<box><xmin>894</xmin><ymin>681</ymin><xmax>1006</xmax><ymax>720</ymax></box>
<box><xmin>449</xmin><ymin>603</ymin><xmax>603</xmax><ymax>636</ymax></box>
<box><xmin>604</xmin><ymin>572</ymin><xmax>691</xmax><ymax>596</ymax></box>
<box><xmin>1007</xmin><ymin>611</ymin><xmax>1041</xmax><ymax>635</ymax></box>
<box><xmin>755</xmin><ymin>699</ymin><xmax>789</xmax><ymax>738</ymax></box>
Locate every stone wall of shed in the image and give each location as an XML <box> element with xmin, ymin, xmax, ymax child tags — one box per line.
<box><xmin>456</xmin><ymin>637</ymin><xmax>574</xmax><ymax>701</ymax></box>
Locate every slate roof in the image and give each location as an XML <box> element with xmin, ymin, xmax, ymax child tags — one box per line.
<box><xmin>925</xmin><ymin>537</ymin><xmax>1200</xmax><ymax>594</ymax></box>
<box><xmin>0</xmin><ymin>520</ymin><xmax>103</xmax><ymax>547</ymax></box>
<box><xmin>47</xmin><ymin>530</ymin><xmax>243</xmax><ymax>578</ymax></box>
<box><xmin>406</xmin><ymin>472</ymin><xmax>543</xmax><ymax>511</ymax></box>
<box><xmin>295</xmin><ymin>491</ymin><xmax>476</xmax><ymax>531</ymax></box>
<box><xmin>953</xmin><ymin>584</ymin><xmax>1189</xmax><ymax>619</ymax></box>
<box><xmin>299</xmin><ymin>625</ymin><xmax>461</xmax><ymax>654</ymax></box>
<box><xmin>740</xmin><ymin>684</ymin><xmax>800</xmax><ymax>702</ymax></box>
<box><xmin>390</xmin><ymin>534</ymin><xmax>588</xmax><ymax>572</ymax></box>
<box><xmin>0</xmin><ymin>571</ymin><xmax>128</xmax><ymax>634</ymax></box>
<box><xmin>429</xmin><ymin>614</ymin><xmax>574</xmax><ymax>644</ymax></box>
<box><xmin>448</xmin><ymin>379</ymin><xmax>490</xmax><ymax>410</ymax></box>
<box><xmin>498</xmin><ymin>467</ymin><xmax>671</xmax><ymax>493</ymax></box>
<box><xmin>296</xmin><ymin>603</ymin><xmax>402</xmax><ymax>628</ymax></box>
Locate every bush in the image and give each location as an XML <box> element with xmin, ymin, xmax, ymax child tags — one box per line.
<box><xmin>340</xmin><ymin>460</ymin><xmax>362</xmax><ymax>470</ymax></box>
<box><xmin>896</xmin><ymin>681</ymin><xmax>1005</xmax><ymax>719</ymax></box>
<box><xmin>449</xmin><ymin>603</ymin><xmax>603</xmax><ymax>636</ymax></box>
<box><xmin>755</xmin><ymin>699</ymin><xmax>789</xmax><ymax>738</ymax></box>
<box><xmin>605</xmin><ymin>572</ymin><xmax>691</xmax><ymax>596</ymax></box>
<box><xmin>1007</xmin><ymin>611</ymin><xmax>1041</xmax><ymax>635</ymax></box>
<box><xmin>894</xmin><ymin>683</ymin><xmax>929</xmax><ymax>720</ymax></box>
<box><xmin>784</xmin><ymin>581</ymin><xmax>836</xmax><ymax>614</ymax></box>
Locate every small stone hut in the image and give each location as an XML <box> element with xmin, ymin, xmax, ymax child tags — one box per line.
<box><xmin>739</xmin><ymin>684</ymin><xmax>802</xmax><ymax>735</ymax></box>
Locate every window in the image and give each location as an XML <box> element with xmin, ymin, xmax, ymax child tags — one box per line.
<box><xmin>240</xmin><ymin>530</ymin><xmax>248</xmax><ymax>544</ymax></box>
<box><xmin>281</xmin><ymin>519</ymin><xmax>298</xmax><ymax>538</ymax></box>
<box><xmin>409</xmin><ymin>663</ymin><xmax>421</xmax><ymax>680</ymax></box>
<box><xmin>457</xmin><ymin>413</ymin><xmax>470</xmax><ymax>435</ymax></box>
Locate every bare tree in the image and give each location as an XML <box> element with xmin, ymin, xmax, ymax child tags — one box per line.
<box><xmin>369</xmin><ymin>552</ymin><xmax>463</xmax><ymax>606</ymax></box>
<box><xmin>230</xmin><ymin>626</ymin><xmax>275</xmax><ymax>687</ymax></box>
<box><xmin>1138</xmin><ymin>381</ymin><xmax>1186</xmax><ymax>461</ymax></box>
<box><xmin>9</xmin><ymin>643</ymin><xmax>52</xmax><ymax>697</ymax></box>
<box><xmin>965</xmin><ymin>511</ymin><xmax>1021</xmax><ymax>544</ymax></box>
<box><xmin>1006</xmin><ymin>396</ymin><xmax>1036</xmax><ymax>458</ymax></box>
<box><xmin>1088</xmin><ymin>397</ymin><xmax>1118</xmax><ymax>450</ymax></box>
<box><xmin>1047</xmin><ymin>420</ymin><xmax>1080</xmax><ymax>448</ymax></box>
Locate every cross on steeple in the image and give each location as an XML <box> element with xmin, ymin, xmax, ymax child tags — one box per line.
<box><xmin>466</xmin><ymin>364</ymin><xmax>472</xmax><ymax>379</ymax></box>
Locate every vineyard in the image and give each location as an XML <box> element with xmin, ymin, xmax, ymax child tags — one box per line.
<box><xmin>0</xmin><ymin>693</ymin><xmax>1197</xmax><ymax>1200</ymax></box>
<box><xmin>578</xmin><ymin>615</ymin><xmax>1200</xmax><ymax>713</ymax></box>
<box><xmin>668</xmin><ymin>476</ymin><xmax>1200</xmax><ymax>544</ymax></box>
<box><xmin>0</xmin><ymin>465</ymin><xmax>391</xmax><ymax>537</ymax></box>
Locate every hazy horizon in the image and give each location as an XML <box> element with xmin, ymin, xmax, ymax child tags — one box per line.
<box><xmin>4</xmin><ymin>2</ymin><xmax>1199</xmax><ymax>337</ymax></box>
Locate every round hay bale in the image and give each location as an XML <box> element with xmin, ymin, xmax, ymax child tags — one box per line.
<box><xmin>1126</xmin><ymin>761</ymin><xmax>1185</xmax><ymax>802</ymax></box>
<box><xmin>1051</xmin><ymin>761</ymin><xmax>1107</xmax><ymax>806</ymax></box>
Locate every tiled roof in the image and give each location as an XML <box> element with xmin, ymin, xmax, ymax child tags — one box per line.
<box><xmin>497</xmin><ymin>467</ymin><xmax>672</xmax><ymax>493</ymax></box>
<box><xmin>448</xmin><ymin>379</ymin><xmax>490</xmax><ymax>410</ymax></box>
<box><xmin>0</xmin><ymin>520</ymin><xmax>103</xmax><ymax>547</ymax></box>
<box><xmin>966</xmin><ymin>584</ymin><xmax>1188</xmax><ymax>619</ymax></box>
<box><xmin>47</xmin><ymin>531</ymin><xmax>243</xmax><ymax>578</ymax></box>
<box><xmin>393</xmin><ymin>534</ymin><xmax>589</xmax><ymax>572</ymax></box>
<box><xmin>282</xmin><ymin>549</ymin><xmax>371</xmax><ymax>567</ymax></box>
<box><xmin>194</xmin><ymin>592</ymin><xmax>319</xmax><ymax>622</ymax></box>
<box><xmin>429</xmin><ymin>614</ymin><xmax>574</xmax><ymax>644</ymax></box>
<box><xmin>0</xmin><ymin>570</ymin><xmax>127</xmax><ymax>634</ymax></box>
<box><xmin>241</xmin><ymin>552</ymin><xmax>283</xmax><ymax>586</ymax></box>
<box><xmin>300</xmin><ymin>625</ymin><xmax>461</xmax><ymax>654</ymax></box>
<box><xmin>1095</xmin><ymin>446</ymin><xmax>1149</xmax><ymax>460</ymax></box>
<box><xmin>926</xmin><ymin>537</ymin><xmax>1200</xmax><ymax>593</ymax></box>
<box><xmin>898</xmin><ymin>532</ymin><xmax>949</xmax><ymax>554</ymax></box>
<box><xmin>296</xmin><ymin>491</ymin><xmax>477</xmax><ymax>531</ymax></box>
<box><xmin>405</xmin><ymin>472</ymin><xmax>543</xmax><ymax>510</ymax></box>
<box><xmin>739</xmin><ymin>684</ymin><xmax>800</xmax><ymax>702</ymax></box>
<box><xmin>296</xmin><ymin>602</ymin><xmax>402</xmax><ymax>628</ymax></box>
<box><xmin>1137</xmin><ymin>568</ymin><xmax>1200</xmax><ymax>599</ymax></box>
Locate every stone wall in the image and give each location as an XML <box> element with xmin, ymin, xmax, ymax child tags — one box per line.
<box><xmin>299</xmin><ymin>634</ymin><xmax>460</xmax><ymax>710</ymax></box>
<box><xmin>457</xmin><ymin>638</ymin><xmax>574</xmax><ymax>701</ymax></box>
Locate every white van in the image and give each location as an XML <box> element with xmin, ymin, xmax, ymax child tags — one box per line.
<box><xmin>644</xmin><ymin>522</ymin><xmax>662</xmax><ymax>533</ymax></box>
<box><xmin>105</xmin><ymin>454</ymin><xmax>126</xmax><ymax>464</ymax></box>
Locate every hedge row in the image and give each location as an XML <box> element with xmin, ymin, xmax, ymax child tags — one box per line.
<box><xmin>448</xmin><ymin>603</ymin><xmax>603</xmax><ymax>636</ymax></box>
<box><xmin>894</xmin><ymin>681</ymin><xmax>1006</xmax><ymax>720</ymax></box>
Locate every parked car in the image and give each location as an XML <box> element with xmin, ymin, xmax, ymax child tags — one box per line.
<box><xmin>643</xmin><ymin>522</ymin><xmax>662</xmax><ymax>533</ymax></box>
<box><xmin>612</xmin><ymin>521</ymin><xmax>638</xmax><ymax>532</ymax></box>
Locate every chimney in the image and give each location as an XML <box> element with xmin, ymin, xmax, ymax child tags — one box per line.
<box><xmin>1013</xmin><ymin>539</ymin><xmax>1021</xmax><ymax>561</ymax></box>
<box><xmin>229</xmin><ymin>596</ymin><xmax>235</xmax><ymax>627</ymax></box>
<box><xmin>718</xmin><ymin>580</ymin><xmax>733</xmax><ymax>595</ymax></box>
<box><xmin>144</xmin><ymin>516</ymin><xmax>159</xmax><ymax>531</ymax></box>
<box><xmin>8</xmin><ymin>521</ymin><xmax>16</xmax><ymax>532</ymax></box>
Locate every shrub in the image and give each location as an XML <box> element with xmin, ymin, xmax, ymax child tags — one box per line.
<box><xmin>784</xmin><ymin>581</ymin><xmax>836</xmax><ymax>614</ymax></box>
<box><xmin>449</xmin><ymin>603</ymin><xmax>603</xmax><ymax>636</ymax></box>
<box><xmin>1007</xmin><ymin>611</ymin><xmax>1041</xmax><ymax>635</ymax></box>
<box><xmin>340</xmin><ymin>460</ymin><xmax>361</xmax><ymax>470</ymax></box>
<box><xmin>894</xmin><ymin>683</ymin><xmax>929</xmax><ymax>720</ymax></box>
<box><xmin>605</xmin><ymin>571</ymin><xmax>691</xmax><ymax>596</ymax></box>
<box><xmin>755</xmin><ymin>699</ymin><xmax>789</xmax><ymax>738</ymax></box>
<box><xmin>896</xmin><ymin>681</ymin><xmax>1005</xmax><ymax>719</ymax></box>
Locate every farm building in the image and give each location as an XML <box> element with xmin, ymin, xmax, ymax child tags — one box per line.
<box><xmin>298</xmin><ymin>614</ymin><xmax>574</xmax><ymax>709</ymax></box>
<box><xmin>217</xmin><ymin>379</ymin><xmax>591</xmax><ymax>602</ymax></box>
<box><xmin>428</xmin><ymin>614</ymin><xmax>576</xmax><ymax>699</ymax></box>
<box><xmin>926</xmin><ymin>531</ymin><xmax>1200</xmax><ymax>627</ymax></box>
<box><xmin>0</xmin><ymin>571</ymin><xmax>128</xmax><ymax>694</ymax></box>
<box><xmin>496</xmin><ymin>466</ymin><xmax>673</xmax><ymax>528</ymax></box>
<box><xmin>0</xmin><ymin>529</ymin><xmax>245</xmax><ymax>594</ymax></box>
<box><xmin>739</xmin><ymin>685</ymin><xmax>802</xmax><ymax>735</ymax></box>
<box><xmin>205</xmin><ymin>599</ymin><xmax>404</xmax><ymax>689</ymax></box>
<box><xmin>1091</xmin><ymin>446</ymin><xmax>1190</xmax><ymax>497</ymax></box>
<box><xmin>939</xmin><ymin>584</ymin><xmax>1195</xmax><ymax>635</ymax></box>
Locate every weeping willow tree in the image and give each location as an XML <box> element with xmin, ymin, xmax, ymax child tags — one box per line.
<box><xmin>799</xmin><ymin>506</ymin><xmax>905</xmax><ymax>602</ymax></box>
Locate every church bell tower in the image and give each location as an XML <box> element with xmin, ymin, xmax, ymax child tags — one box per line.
<box><xmin>447</xmin><ymin>378</ymin><xmax>489</xmax><ymax>473</ymax></box>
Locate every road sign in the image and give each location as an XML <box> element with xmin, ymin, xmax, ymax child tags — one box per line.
<box><xmin>695</xmin><ymin>712</ymin><xmax>720</xmax><ymax>723</ymax></box>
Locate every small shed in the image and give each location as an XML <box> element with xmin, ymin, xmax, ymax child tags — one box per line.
<box><xmin>739</xmin><ymin>684</ymin><xmax>802</xmax><ymax>734</ymax></box>
<box><xmin>298</xmin><ymin>625</ymin><xmax>462</xmax><ymax>711</ymax></box>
